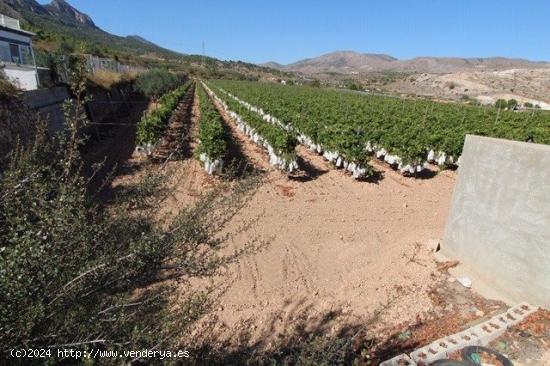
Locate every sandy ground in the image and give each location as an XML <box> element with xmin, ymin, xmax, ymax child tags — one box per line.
<box><xmin>154</xmin><ymin>89</ymin><xmax>460</xmax><ymax>349</ymax></box>
<box><xmin>108</xmin><ymin>85</ymin><xmax>550</xmax><ymax>363</ymax></box>
<box><xmin>196</xmin><ymin>153</ymin><xmax>457</xmax><ymax>344</ymax></box>
<box><xmin>113</xmin><ymin>86</ymin><xmax>458</xmax><ymax>347</ymax></box>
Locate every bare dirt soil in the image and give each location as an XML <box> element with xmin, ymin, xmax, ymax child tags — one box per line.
<box><xmin>202</xmin><ymin>149</ymin><xmax>456</xmax><ymax>330</ymax></box>
<box><xmin>112</xmin><ymin>85</ymin><xmax>538</xmax><ymax>364</ymax></box>
<box><xmin>384</xmin><ymin>68</ymin><xmax>550</xmax><ymax>107</ymax></box>
<box><xmin>154</xmin><ymin>90</ymin><xmax>467</xmax><ymax>355</ymax></box>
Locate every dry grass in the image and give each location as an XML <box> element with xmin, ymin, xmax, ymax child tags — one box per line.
<box><xmin>0</xmin><ymin>74</ymin><xmax>20</xmax><ymax>99</ymax></box>
<box><xmin>88</xmin><ymin>70</ymin><xmax>138</xmax><ymax>90</ymax></box>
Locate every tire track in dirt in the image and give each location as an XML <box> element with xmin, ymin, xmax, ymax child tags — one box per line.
<box><xmin>285</xmin><ymin>240</ymin><xmax>316</xmax><ymax>292</ymax></box>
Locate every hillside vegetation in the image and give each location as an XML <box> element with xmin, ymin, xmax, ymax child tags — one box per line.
<box><xmin>0</xmin><ymin>0</ymin><xmax>291</xmax><ymax>80</ymax></box>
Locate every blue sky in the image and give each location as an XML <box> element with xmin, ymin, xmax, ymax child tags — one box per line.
<box><xmin>39</xmin><ymin>0</ymin><xmax>550</xmax><ymax>64</ymax></box>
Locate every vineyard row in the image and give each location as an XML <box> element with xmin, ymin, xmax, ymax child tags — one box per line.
<box><xmin>210</xmin><ymin>80</ymin><xmax>550</xmax><ymax>176</ymax></box>
<box><xmin>202</xmin><ymin>82</ymin><xmax>299</xmax><ymax>173</ymax></box>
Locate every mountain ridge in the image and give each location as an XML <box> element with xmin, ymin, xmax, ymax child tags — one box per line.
<box><xmin>126</xmin><ymin>35</ymin><xmax>157</xmax><ymax>47</ymax></box>
<box><xmin>43</xmin><ymin>0</ymin><xmax>97</xmax><ymax>29</ymax></box>
<box><xmin>0</xmin><ymin>0</ymin><xmax>185</xmax><ymax>60</ymax></box>
<box><xmin>264</xmin><ymin>51</ymin><xmax>550</xmax><ymax>74</ymax></box>
<box><xmin>0</xmin><ymin>0</ymin><xmax>289</xmax><ymax>80</ymax></box>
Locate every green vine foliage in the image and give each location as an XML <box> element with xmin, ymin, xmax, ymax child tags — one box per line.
<box><xmin>211</xmin><ymin>80</ymin><xmax>550</xmax><ymax>165</ymax></box>
<box><xmin>136</xmin><ymin>81</ymin><xmax>192</xmax><ymax>146</ymax></box>
<box><xmin>196</xmin><ymin>84</ymin><xmax>229</xmax><ymax>161</ymax></box>
<box><xmin>207</xmin><ymin>83</ymin><xmax>297</xmax><ymax>163</ymax></box>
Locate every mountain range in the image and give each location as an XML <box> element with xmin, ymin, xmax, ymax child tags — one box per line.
<box><xmin>0</xmin><ymin>0</ymin><xmax>184</xmax><ymax>60</ymax></box>
<box><xmin>2</xmin><ymin>1</ymin><xmax>545</xmax><ymax>79</ymax></box>
<box><xmin>2</xmin><ymin>0</ymin><xmax>96</xmax><ymax>28</ymax></box>
<box><xmin>264</xmin><ymin>51</ymin><xmax>550</xmax><ymax>74</ymax></box>
<box><xmin>0</xmin><ymin>0</ymin><xmax>286</xmax><ymax>80</ymax></box>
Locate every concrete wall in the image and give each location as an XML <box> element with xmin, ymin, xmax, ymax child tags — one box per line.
<box><xmin>2</xmin><ymin>67</ymin><xmax>38</xmax><ymax>90</ymax></box>
<box><xmin>22</xmin><ymin>83</ymin><xmax>137</xmax><ymax>136</ymax></box>
<box><xmin>86</xmin><ymin>84</ymin><xmax>133</xmax><ymax>125</ymax></box>
<box><xmin>23</xmin><ymin>86</ymin><xmax>70</xmax><ymax>133</ymax></box>
<box><xmin>442</xmin><ymin>135</ymin><xmax>550</xmax><ymax>307</ymax></box>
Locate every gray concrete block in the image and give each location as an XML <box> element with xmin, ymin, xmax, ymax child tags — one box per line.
<box><xmin>469</xmin><ymin>322</ymin><xmax>504</xmax><ymax>345</ymax></box>
<box><xmin>410</xmin><ymin>330</ymin><xmax>483</xmax><ymax>364</ymax></box>
<box><xmin>379</xmin><ymin>353</ymin><xmax>416</xmax><ymax>366</ymax></box>
<box><xmin>504</xmin><ymin>302</ymin><xmax>538</xmax><ymax>326</ymax></box>
<box><xmin>401</xmin><ymin>303</ymin><xmax>538</xmax><ymax>366</ymax></box>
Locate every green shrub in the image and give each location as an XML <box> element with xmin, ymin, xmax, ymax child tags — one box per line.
<box><xmin>495</xmin><ymin>99</ymin><xmax>508</xmax><ymax>110</ymax></box>
<box><xmin>309</xmin><ymin>79</ymin><xmax>321</xmax><ymax>88</ymax></box>
<box><xmin>134</xmin><ymin>69</ymin><xmax>181</xmax><ymax>99</ymax></box>
<box><xmin>344</xmin><ymin>79</ymin><xmax>363</xmax><ymax>91</ymax></box>
<box><xmin>0</xmin><ymin>126</ymin><xmax>262</xmax><ymax>363</ymax></box>
<box><xmin>507</xmin><ymin>99</ymin><xmax>518</xmax><ymax>110</ymax></box>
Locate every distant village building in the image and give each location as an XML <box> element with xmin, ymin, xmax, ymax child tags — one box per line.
<box><xmin>0</xmin><ymin>14</ymin><xmax>39</xmax><ymax>90</ymax></box>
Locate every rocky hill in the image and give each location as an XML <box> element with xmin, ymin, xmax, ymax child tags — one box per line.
<box><xmin>43</xmin><ymin>0</ymin><xmax>97</xmax><ymax>29</ymax></box>
<box><xmin>265</xmin><ymin>51</ymin><xmax>550</xmax><ymax>74</ymax></box>
<box><xmin>126</xmin><ymin>35</ymin><xmax>156</xmax><ymax>46</ymax></box>
<box><xmin>0</xmin><ymin>0</ymin><xmax>183</xmax><ymax>60</ymax></box>
<box><xmin>0</xmin><ymin>0</ymin><xmax>288</xmax><ymax>80</ymax></box>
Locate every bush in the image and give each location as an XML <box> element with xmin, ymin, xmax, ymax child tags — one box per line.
<box><xmin>309</xmin><ymin>79</ymin><xmax>321</xmax><ymax>88</ymax></box>
<box><xmin>446</xmin><ymin>82</ymin><xmax>456</xmax><ymax>90</ymax></box>
<box><xmin>0</xmin><ymin>129</ymin><xmax>261</xmax><ymax>359</ymax></box>
<box><xmin>495</xmin><ymin>99</ymin><xmax>508</xmax><ymax>110</ymax></box>
<box><xmin>0</xmin><ymin>123</ymin><xmax>262</xmax><ymax>364</ymax></box>
<box><xmin>507</xmin><ymin>99</ymin><xmax>518</xmax><ymax>110</ymax></box>
<box><xmin>524</xmin><ymin>102</ymin><xmax>534</xmax><ymax>108</ymax></box>
<box><xmin>134</xmin><ymin>69</ymin><xmax>181</xmax><ymax>99</ymax></box>
<box><xmin>344</xmin><ymin>79</ymin><xmax>363</xmax><ymax>91</ymax></box>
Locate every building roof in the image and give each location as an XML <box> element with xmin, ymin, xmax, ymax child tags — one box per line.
<box><xmin>0</xmin><ymin>24</ymin><xmax>35</xmax><ymax>37</ymax></box>
<box><xmin>0</xmin><ymin>14</ymin><xmax>35</xmax><ymax>37</ymax></box>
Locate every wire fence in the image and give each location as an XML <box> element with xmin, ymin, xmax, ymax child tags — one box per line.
<box><xmin>48</xmin><ymin>54</ymin><xmax>147</xmax><ymax>84</ymax></box>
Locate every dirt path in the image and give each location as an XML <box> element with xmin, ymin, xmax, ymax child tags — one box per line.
<box><xmin>157</xmin><ymin>85</ymin><xmax>219</xmax><ymax>214</ymax></box>
<box><xmin>153</xmin><ymin>83</ymin><xmax>196</xmax><ymax>161</ymax></box>
<box><xmin>112</xmin><ymin>83</ymin><xmax>217</xmax><ymax>215</ymax></box>
<box><xmin>185</xmin><ymin>141</ymin><xmax>459</xmax><ymax>349</ymax></box>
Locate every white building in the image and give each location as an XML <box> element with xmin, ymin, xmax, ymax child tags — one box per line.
<box><xmin>0</xmin><ymin>14</ymin><xmax>39</xmax><ymax>90</ymax></box>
